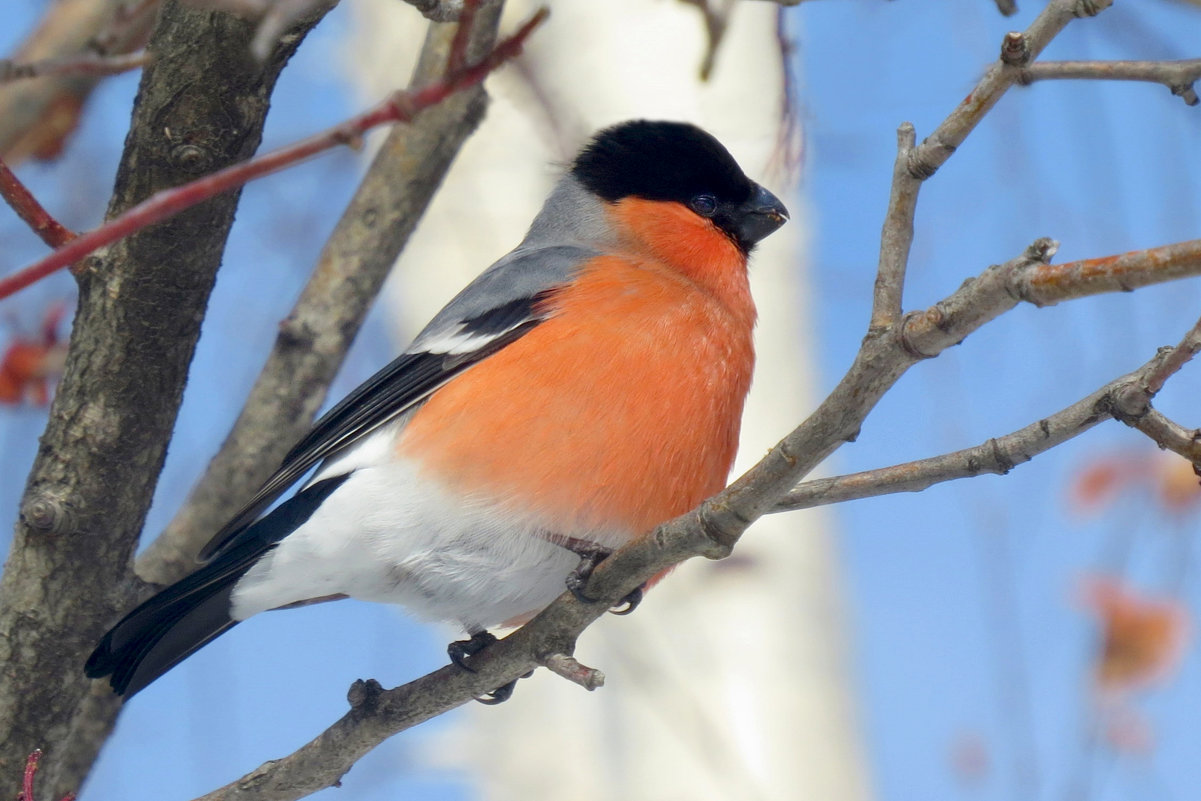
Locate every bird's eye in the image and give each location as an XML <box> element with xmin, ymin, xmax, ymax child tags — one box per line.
<box><xmin>690</xmin><ymin>194</ymin><xmax>718</xmax><ymax>217</ymax></box>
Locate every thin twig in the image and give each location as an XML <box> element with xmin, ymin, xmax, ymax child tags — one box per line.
<box><xmin>1019</xmin><ymin>58</ymin><xmax>1201</xmax><ymax>106</ymax></box>
<box><xmin>0</xmin><ymin>158</ymin><xmax>75</xmax><ymax>248</ymax></box>
<box><xmin>541</xmin><ymin>653</ymin><xmax>605</xmax><ymax>690</ymax></box>
<box><xmin>867</xmin><ymin>0</ymin><xmax>1109</xmax><ymax>327</ymax></box>
<box><xmin>0</xmin><ymin>7</ymin><xmax>548</xmax><ymax>302</ymax></box>
<box><xmin>907</xmin><ymin>0</ymin><xmax>1114</xmax><ymax>180</ymax></box>
<box><xmin>774</xmin><ymin>318</ymin><xmax>1201</xmax><ymax>512</ymax></box>
<box><xmin>1129</xmin><ymin>409</ymin><xmax>1201</xmax><ymax>463</ymax></box>
<box><xmin>870</xmin><ymin>123</ymin><xmax>917</xmax><ymax>329</ymax></box>
<box><xmin>0</xmin><ymin>51</ymin><xmax>148</xmax><ymax>83</ymax></box>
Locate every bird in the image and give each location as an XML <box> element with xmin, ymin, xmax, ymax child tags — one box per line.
<box><xmin>85</xmin><ymin>119</ymin><xmax>789</xmax><ymax>699</ymax></box>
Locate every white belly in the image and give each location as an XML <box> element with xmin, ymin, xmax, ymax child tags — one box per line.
<box><xmin>229</xmin><ymin>455</ymin><xmax>611</xmax><ymax>633</ymax></box>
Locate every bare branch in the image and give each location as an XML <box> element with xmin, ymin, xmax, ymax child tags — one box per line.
<box><xmin>136</xmin><ymin>0</ymin><xmax>509</xmax><ymax>586</ymax></box>
<box><xmin>0</xmin><ymin>7</ymin><xmax>548</xmax><ymax>301</ymax></box>
<box><xmin>870</xmin><ymin>123</ymin><xmax>917</xmax><ymax>329</ymax></box>
<box><xmin>865</xmin><ymin>0</ymin><xmax>1110</xmax><ymax>329</ymax></box>
<box><xmin>907</xmin><ymin>0</ymin><xmax>1114</xmax><ymax>181</ymax></box>
<box><xmin>0</xmin><ymin>157</ymin><xmax>75</xmax><ymax>248</ymax></box>
<box><xmin>1019</xmin><ymin>58</ymin><xmax>1201</xmax><ymax>106</ymax></box>
<box><xmin>774</xmin><ymin>317</ymin><xmax>1201</xmax><ymax>512</ymax></box>
<box><xmin>541</xmin><ymin>653</ymin><xmax>606</xmax><ymax>691</ymax></box>
<box><xmin>1018</xmin><ymin>238</ymin><xmax>1201</xmax><ymax>307</ymax></box>
<box><xmin>1128</xmin><ymin>409</ymin><xmax>1201</xmax><ymax>464</ymax></box>
<box><xmin>995</xmin><ymin>0</ymin><xmax>1019</xmax><ymax>16</ymax></box>
<box><xmin>0</xmin><ymin>51</ymin><xmax>147</xmax><ymax>83</ymax></box>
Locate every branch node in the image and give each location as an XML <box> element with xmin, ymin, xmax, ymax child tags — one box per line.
<box><xmin>540</xmin><ymin>653</ymin><xmax>605</xmax><ymax>691</ymax></box>
<box><xmin>987</xmin><ymin>437</ymin><xmax>1016</xmax><ymax>474</ymax></box>
<box><xmin>1170</xmin><ymin>83</ymin><xmax>1199</xmax><ymax>106</ymax></box>
<box><xmin>905</xmin><ymin>143</ymin><xmax>942</xmax><ymax>180</ymax></box>
<box><xmin>347</xmin><ymin>678</ymin><xmax>385</xmax><ymax>710</ymax></box>
<box><xmin>169</xmin><ymin>144</ymin><xmax>211</xmax><ymax>175</ymax></box>
<box><xmin>20</xmin><ymin>494</ymin><xmax>74</xmax><ymax>535</ymax></box>
<box><xmin>1000</xmin><ymin>32</ymin><xmax>1031</xmax><ymax>67</ymax></box>
<box><xmin>898</xmin><ymin>310</ymin><xmax>941</xmax><ymax>359</ymax></box>
<box><xmin>1025</xmin><ymin>236</ymin><xmax>1059</xmax><ymax>264</ymax></box>
<box><xmin>1109</xmin><ymin>380</ymin><xmax>1151</xmax><ymax>424</ymax></box>
<box><xmin>694</xmin><ymin>502</ymin><xmax>744</xmax><ymax>559</ymax></box>
<box><xmin>1073</xmin><ymin>0</ymin><xmax>1113</xmax><ymax>18</ymax></box>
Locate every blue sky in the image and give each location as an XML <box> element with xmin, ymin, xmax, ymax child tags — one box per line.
<box><xmin>2</xmin><ymin>1</ymin><xmax>1200</xmax><ymax>800</ymax></box>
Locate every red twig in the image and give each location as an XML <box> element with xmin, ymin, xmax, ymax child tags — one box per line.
<box><xmin>19</xmin><ymin>749</ymin><xmax>41</xmax><ymax>801</ymax></box>
<box><xmin>0</xmin><ymin>158</ymin><xmax>76</xmax><ymax>249</ymax></box>
<box><xmin>0</xmin><ymin>7</ymin><xmax>548</xmax><ymax>302</ymax></box>
<box><xmin>16</xmin><ymin>749</ymin><xmax>74</xmax><ymax>801</ymax></box>
<box><xmin>446</xmin><ymin>0</ymin><xmax>482</xmax><ymax>74</ymax></box>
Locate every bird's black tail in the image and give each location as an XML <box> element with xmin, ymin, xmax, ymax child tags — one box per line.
<box><xmin>85</xmin><ymin>473</ymin><xmax>351</xmax><ymax>697</ymax></box>
<box><xmin>84</xmin><ymin>542</ymin><xmax>259</xmax><ymax>697</ymax></box>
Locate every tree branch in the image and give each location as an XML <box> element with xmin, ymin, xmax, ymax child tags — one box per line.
<box><xmin>0</xmin><ymin>157</ymin><xmax>75</xmax><ymax>248</ymax></box>
<box><xmin>1127</xmin><ymin>409</ymin><xmax>1201</xmax><ymax>464</ymax></box>
<box><xmin>136</xmin><ymin>0</ymin><xmax>510</xmax><ymax>586</ymax></box>
<box><xmin>907</xmin><ymin>0</ymin><xmax>1113</xmax><ymax>182</ymax></box>
<box><xmin>1019</xmin><ymin>58</ymin><xmax>1201</xmax><ymax>106</ymax></box>
<box><xmin>870</xmin><ymin>122</ymin><xmax>917</xmax><ymax>329</ymax></box>
<box><xmin>0</xmin><ymin>6</ymin><xmax>547</xmax><ymax>301</ymax></box>
<box><xmin>1018</xmin><ymin>238</ymin><xmax>1201</xmax><ymax>306</ymax></box>
<box><xmin>0</xmin><ymin>50</ymin><xmax>147</xmax><ymax>83</ymax></box>
<box><xmin>866</xmin><ymin>0</ymin><xmax>1110</xmax><ymax>330</ymax></box>
<box><xmin>775</xmin><ymin>314</ymin><xmax>1201</xmax><ymax>512</ymax></box>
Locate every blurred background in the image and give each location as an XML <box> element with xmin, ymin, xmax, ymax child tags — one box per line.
<box><xmin>1</xmin><ymin>1</ymin><xmax>1200</xmax><ymax>799</ymax></box>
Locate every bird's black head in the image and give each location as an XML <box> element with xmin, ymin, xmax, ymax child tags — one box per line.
<box><xmin>571</xmin><ymin>120</ymin><xmax>788</xmax><ymax>253</ymax></box>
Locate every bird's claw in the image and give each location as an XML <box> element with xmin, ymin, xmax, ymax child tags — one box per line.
<box><xmin>448</xmin><ymin>632</ymin><xmax>534</xmax><ymax>704</ymax></box>
<box><xmin>565</xmin><ymin>544</ymin><xmax>644</xmax><ymax>616</ymax></box>
<box><xmin>447</xmin><ymin>630</ymin><xmax>497</xmax><ymax>671</ymax></box>
<box><xmin>609</xmin><ymin>585</ymin><xmax>643</xmax><ymax>615</ymax></box>
<box><xmin>475</xmin><ymin>670</ymin><xmax>533</xmax><ymax>705</ymax></box>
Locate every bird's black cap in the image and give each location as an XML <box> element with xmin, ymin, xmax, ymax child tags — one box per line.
<box><xmin>572</xmin><ymin>120</ymin><xmax>755</xmax><ymax>206</ymax></box>
<box><xmin>572</xmin><ymin>120</ymin><xmax>788</xmax><ymax>253</ymax></box>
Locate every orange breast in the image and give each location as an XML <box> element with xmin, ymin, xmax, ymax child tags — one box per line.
<box><xmin>400</xmin><ymin>211</ymin><xmax>755</xmax><ymax>538</ymax></box>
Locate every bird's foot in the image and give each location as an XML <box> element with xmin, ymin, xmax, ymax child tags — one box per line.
<box><xmin>563</xmin><ymin>543</ymin><xmax>644</xmax><ymax>615</ymax></box>
<box><xmin>447</xmin><ymin>631</ymin><xmax>532</xmax><ymax>704</ymax></box>
<box><xmin>447</xmin><ymin>630</ymin><xmax>496</xmax><ymax>670</ymax></box>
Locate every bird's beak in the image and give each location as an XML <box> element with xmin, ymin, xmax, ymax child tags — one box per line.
<box><xmin>732</xmin><ymin>183</ymin><xmax>789</xmax><ymax>248</ymax></box>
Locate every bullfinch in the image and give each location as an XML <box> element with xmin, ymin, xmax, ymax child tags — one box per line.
<box><xmin>85</xmin><ymin>119</ymin><xmax>789</xmax><ymax>699</ymax></box>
